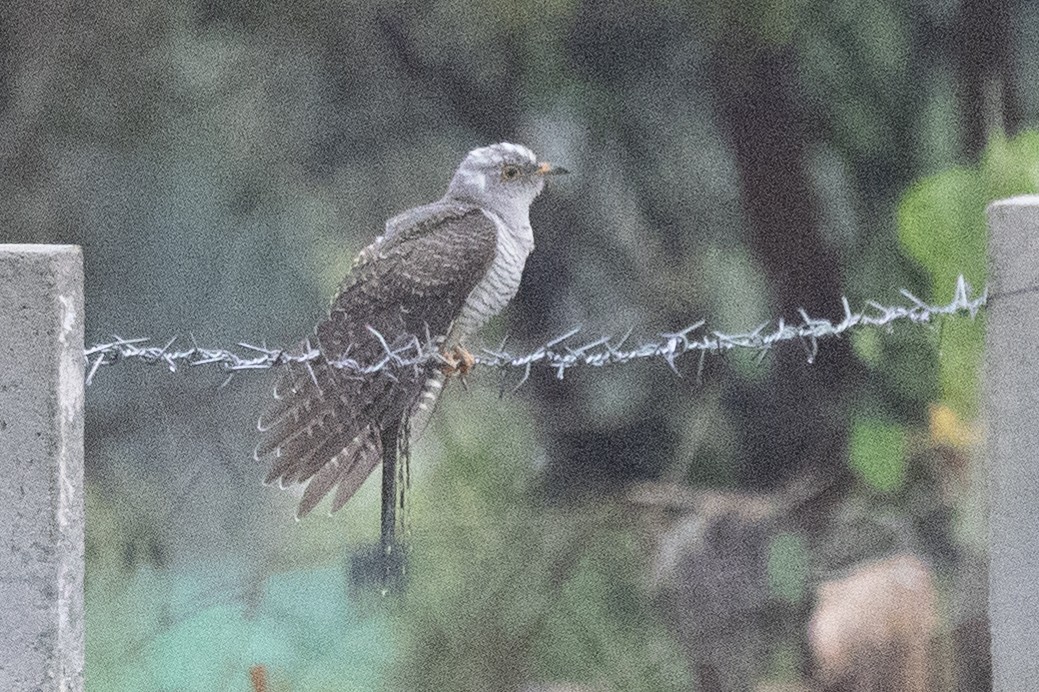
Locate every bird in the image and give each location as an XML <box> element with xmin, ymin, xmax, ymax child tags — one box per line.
<box><xmin>255</xmin><ymin>142</ymin><xmax>567</xmax><ymax>520</ymax></box>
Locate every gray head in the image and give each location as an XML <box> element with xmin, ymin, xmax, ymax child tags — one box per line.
<box><xmin>446</xmin><ymin>142</ymin><xmax>568</xmax><ymax>214</ymax></box>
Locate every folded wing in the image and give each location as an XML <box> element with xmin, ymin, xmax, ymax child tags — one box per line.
<box><xmin>255</xmin><ymin>202</ymin><xmax>498</xmax><ymax>517</ymax></box>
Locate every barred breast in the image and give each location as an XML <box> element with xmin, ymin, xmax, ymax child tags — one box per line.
<box><xmin>409</xmin><ymin>210</ymin><xmax>533</xmax><ymax>438</ymax></box>
<box><xmin>449</xmin><ymin>218</ymin><xmax>531</xmax><ymax>342</ymax></box>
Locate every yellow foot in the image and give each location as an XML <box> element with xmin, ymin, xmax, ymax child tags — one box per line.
<box><xmin>441</xmin><ymin>345</ymin><xmax>475</xmax><ymax>378</ymax></box>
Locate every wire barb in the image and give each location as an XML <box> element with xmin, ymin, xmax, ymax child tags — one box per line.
<box><xmin>82</xmin><ymin>277</ymin><xmax>988</xmax><ymax>385</ymax></box>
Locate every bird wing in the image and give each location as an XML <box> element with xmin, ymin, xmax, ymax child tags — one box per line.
<box><xmin>256</xmin><ymin>202</ymin><xmax>499</xmax><ymax>517</ymax></box>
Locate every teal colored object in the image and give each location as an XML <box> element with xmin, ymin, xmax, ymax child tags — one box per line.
<box><xmin>87</xmin><ymin>563</ymin><xmax>394</xmax><ymax>691</ymax></box>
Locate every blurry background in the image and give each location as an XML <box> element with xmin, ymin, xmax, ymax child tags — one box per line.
<box><xmin>1</xmin><ymin>0</ymin><xmax>1035</xmax><ymax>689</ymax></box>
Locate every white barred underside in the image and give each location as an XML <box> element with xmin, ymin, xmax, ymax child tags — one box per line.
<box><xmin>410</xmin><ymin>208</ymin><xmax>533</xmax><ymax>436</ymax></box>
<box><xmin>448</xmin><ymin>209</ymin><xmax>531</xmax><ymax>342</ymax></box>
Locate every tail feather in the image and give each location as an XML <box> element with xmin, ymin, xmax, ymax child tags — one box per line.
<box><xmin>256</xmin><ymin>339</ymin><xmax>428</xmax><ymax>518</ymax></box>
<box><xmin>331</xmin><ymin>432</ymin><xmax>382</xmax><ymax>512</ymax></box>
<box><xmin>296</xmin><ymin>427</ymin><xmax>381</xmax><ymax>518</ymax></box>
<box><xmin>407</xmin><ymin>372</ymin><xmax>447</xmax><ymax>443</ymax></box>
<box><xmin>277</xmin><ymin>424</ymin><xmax>349</xmax><ymax>487</ymax></box>
<box><xmin>255</xmin><ymin>374</ymin><xmax>327</xmax><ymax>457</ymax></box>
<box><xmin>257</xmin><ymin>404</ymin><xmax>336</xmax><ymax>477</ymax></box>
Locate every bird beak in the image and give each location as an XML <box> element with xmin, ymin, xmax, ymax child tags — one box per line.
<box><xmin>536</xmin><ymin>161</ymin><xmax>569</xmax><ymax>176</ymax></box>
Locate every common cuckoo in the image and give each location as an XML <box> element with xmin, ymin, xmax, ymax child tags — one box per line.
<box><xmin>256</xmin><ymin>142</ymin><xmax>567</xmax><ymax>519</ymax></box>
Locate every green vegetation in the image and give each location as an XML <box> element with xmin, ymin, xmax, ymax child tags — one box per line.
<box><xmin>2</xmin><ymin>0</ymin><xmax>1030</xmax><ymax>687</ymax></box>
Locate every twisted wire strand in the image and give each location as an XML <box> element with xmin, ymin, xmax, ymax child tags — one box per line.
<box><xmin>83</xmin><ymin>276</ymin><xmax>986</xmax><ymax>386</ymax></box>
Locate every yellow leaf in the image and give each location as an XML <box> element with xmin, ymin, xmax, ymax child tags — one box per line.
<box><xmin>928</xmin><ymin>403</ymin><xmax>979</xmax><ymax>448</ymax></box>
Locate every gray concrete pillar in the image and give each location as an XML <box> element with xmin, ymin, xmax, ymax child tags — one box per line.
<box><xmin>986</xmin><ymin>196</ymin><xmax>1039</xmax><ymax>691</ymax></box>
<box><xmin>0</xmin><ymin>245</ymin><xmax>84</xmax><ymax>690</ymax></box>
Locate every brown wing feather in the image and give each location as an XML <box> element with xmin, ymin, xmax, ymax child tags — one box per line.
<box><xmin>256</xmin><ymin>203</ymin><xmax>498</xmax><ymax>516</ymax></box>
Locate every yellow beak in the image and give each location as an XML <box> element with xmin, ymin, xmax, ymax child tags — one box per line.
<box><xmin>537</xmin><ymin>161</ymin><xmax>570</xmax><ymax>176</ymax></box>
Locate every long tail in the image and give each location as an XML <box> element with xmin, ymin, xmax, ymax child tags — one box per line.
<box><xmin>256</xmin><ymin>358</ymin><xmax>387</xmax><ymax>519</ymax></box>
<box><xmin>407</xmin><ymin>371</ymin><xmax>447</xmax><ymax>443</ymax></box>
<box><xmin>380</xmin><ymin>418</ymin><xmax>405</xmax><ymax>588</ymax></box>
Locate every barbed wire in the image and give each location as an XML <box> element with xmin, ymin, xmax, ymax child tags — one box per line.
<box><xmin>83</xmin><ymin>276</ymin><xmax>986</xmax><ymax>386</ymax></box>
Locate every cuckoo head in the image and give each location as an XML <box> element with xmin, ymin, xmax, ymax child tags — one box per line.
<box><xmin>447</xmin><ymin>142</ymin><xmax>568</xmax><ymax>213</ymax></box>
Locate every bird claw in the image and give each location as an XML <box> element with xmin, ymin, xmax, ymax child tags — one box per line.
<box><xmin>441</xmin><ymin>345</ymin><xmax>475</xmax><ymax>387</ymax></box>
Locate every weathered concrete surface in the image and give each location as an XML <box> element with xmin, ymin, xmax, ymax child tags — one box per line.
<box><xmin>0</xmin><ymin>245</ymin><xmax>84</xmax><ymax>691</ymax></box>
<box><xmin>986</xmin><ymin>197</ymin><xmax>1039</xmax><ymax>692</ymax></box>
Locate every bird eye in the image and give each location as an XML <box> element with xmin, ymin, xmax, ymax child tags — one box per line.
<box><xmin>501</xmin><ymin>165</ymin><xmax>520</xmax><ymax>181</ymax></box>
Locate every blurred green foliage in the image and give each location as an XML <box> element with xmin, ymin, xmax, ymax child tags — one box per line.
<box><xmin>1</xmin><ymin>0</ymin><xmax>1032</xmax><ymax>687</ymax></box>
<box><xmin>767</xmin><ymin>532</ymin><xmax>809</xmax><ymax>605</ymax></box>
<box><xmin>899</xmin><ymin>131</ymin><xmax>1039</xmax><ymax>416</ymax></box>
<box><xmin>849</xmin><ymin>414</ymin><xmax>907</xmax><ymax>492</ymax></box>
<box><xmin>389</xmin><ymin>389</ymin><xmax>690</xmax><ymax>691</ymax></box>
<box><xmin>846</xmin><ymin>131</ymin><xmax>1039</xmax><ymax>521</ymax></box>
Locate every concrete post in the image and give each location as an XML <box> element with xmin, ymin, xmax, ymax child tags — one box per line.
<box><xmin>986</xmin><ymin>196</ymin><xmax>1039</xmax><ymax>690</ymax></box>
<box><xmin>0</xmin><ymin>245</ymin><xmax>84</xmax><ymax>690</ymax></box>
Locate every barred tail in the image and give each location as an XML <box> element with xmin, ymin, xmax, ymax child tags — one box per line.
<box><xmin>407</xmin><ymin>371</ymin><xmax>447</xmax><ymax>443</ymax></box>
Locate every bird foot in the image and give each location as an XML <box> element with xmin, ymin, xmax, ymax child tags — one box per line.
<box><xmin>441</xmin><ymin>345</ymin><xmax>475</xmax><ymax>379</ymax></box>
